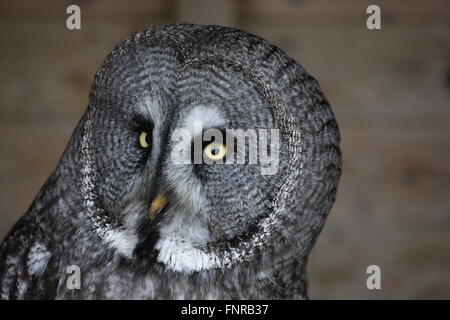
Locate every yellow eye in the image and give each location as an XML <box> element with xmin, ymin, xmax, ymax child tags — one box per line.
<box><xmin>139</xmin><ymin>131</ymin><xmax>150</xmax><ymax>148</ymax></box>
<box><xmin>203</xmin><ymin>143</ymin><xmax>227</xmax><ymax>161</ymax></box>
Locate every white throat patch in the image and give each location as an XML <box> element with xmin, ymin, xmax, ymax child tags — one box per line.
<box><xmin>155</xmin><ymin>237</ymin><xmax>219</xmax><ymax>273</ymax></box>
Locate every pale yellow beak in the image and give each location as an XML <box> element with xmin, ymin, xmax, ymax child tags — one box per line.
<box><xmin>149</xmin><ymin>193</ymin><xmax>168</xmax><ymax>220</ymax></box>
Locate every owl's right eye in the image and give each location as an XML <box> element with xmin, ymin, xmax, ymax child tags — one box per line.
<box><xmin>139</xmin><ymin>131</ymin><xmax>151</xmax><ymax>148</ymax></box>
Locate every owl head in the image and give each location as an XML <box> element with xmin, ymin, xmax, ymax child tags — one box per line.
<box><xmin>71</xmin><ymin>24</ymin><xmax>341</xmax><ymax>274</ymax></box>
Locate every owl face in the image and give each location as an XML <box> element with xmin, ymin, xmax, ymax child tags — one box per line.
<box><xmin>79</xmin><ymin>25</ymin><xmax>340</xmax><ymax>274</ymax></box>
<box><xmin>84</xmin><ymin>48</ymin><xmax>286</xmax><ymax>272</ymax></box>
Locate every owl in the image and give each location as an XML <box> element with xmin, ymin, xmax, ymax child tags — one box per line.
<box><xmin>0</xmin><ymin>24</ymin><xmax>341</xmax><ymax>299</ymax></box>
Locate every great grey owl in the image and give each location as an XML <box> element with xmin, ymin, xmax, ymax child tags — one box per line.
<box><xmin>0</xmin><ymin>24</ymin><xmax>341</xmax><ymax>299</ymax></box>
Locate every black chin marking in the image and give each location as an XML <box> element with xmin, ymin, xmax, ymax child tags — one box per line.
<box><xmin>133</xmin><ymin>213</ymin><xmax>164</xmax><ymax>264</ymax></box>
<box><xmin>134</xmin><ymin>231</ymin><xmax>160</xmax><ymax>265</ymax></box>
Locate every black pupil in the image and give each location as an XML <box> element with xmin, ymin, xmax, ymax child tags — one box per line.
<box><xmin>211</xmin><ymin>146</ymin><xmax>220</xmax><ymax>155</ymax></box>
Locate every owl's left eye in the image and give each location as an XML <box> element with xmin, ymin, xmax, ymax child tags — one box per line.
<box><xmin>139</xmin><ymin>131</ymin><xmax>151</xmax><ymax>148</ymax></box>
<box><xmin>203</xmin><ymin>142</ymin><xmax>227</xmax><ymax>161</ymax></box>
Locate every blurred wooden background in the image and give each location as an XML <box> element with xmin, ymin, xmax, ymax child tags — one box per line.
<box><xmin>0</xmin><ymin>0</ymin><xmax>449</xmax><ymax>299</ymax></box>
